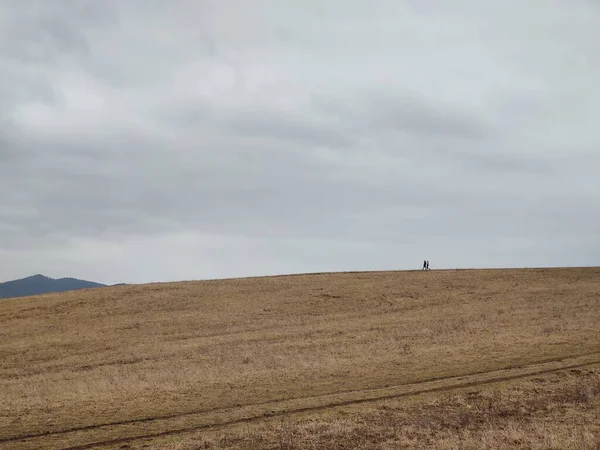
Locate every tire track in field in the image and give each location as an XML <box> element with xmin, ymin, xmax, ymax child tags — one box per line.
<box><xmin>2</xmin><ymin>351</ymin><xmax>600</xmax><ymax>450</ymax></box>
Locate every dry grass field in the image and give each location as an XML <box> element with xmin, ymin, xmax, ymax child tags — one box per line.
<box><xmin>0</xmin><ymin>267</ymin><xmax>599</xmax><ymax>449</ymax></box>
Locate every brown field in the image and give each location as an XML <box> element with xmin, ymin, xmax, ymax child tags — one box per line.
<box><xmin>0</xmin><ymin>267</ymin><xmax>599</xmax><ymax>449</ymax></box>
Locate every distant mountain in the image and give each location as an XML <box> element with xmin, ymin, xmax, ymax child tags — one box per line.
<box><xmin>0</xmin><ymin>274</ymin><xmax>107</xmax><ymax>299</ymax></box>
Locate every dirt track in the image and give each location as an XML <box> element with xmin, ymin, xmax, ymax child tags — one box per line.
<box><xmin>3</xmin><ymin>352</ymin><xmax>598</xmax><ymax>450</ymax></box>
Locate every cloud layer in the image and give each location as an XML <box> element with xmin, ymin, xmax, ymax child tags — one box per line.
<box><xmin>1</xmin><ymin>0</ymin><xmax>599</xmax><ymax>284</ymax></box>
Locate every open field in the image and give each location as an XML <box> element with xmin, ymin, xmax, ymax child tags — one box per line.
<box><xmin>1</xmin><ymin>267</ymin><xmax>599</xmax><ymax>449</ymax></box>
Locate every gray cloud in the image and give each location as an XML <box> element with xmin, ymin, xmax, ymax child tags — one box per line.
<box><xmin>1</xmin><ymin>0</ymin><xmax>599</xmax><ymax>284</ymax></box>
<box><xmin>313</xmin><ymin>91</ymin><xmax>491</xmax><ymax>140</ymax></box>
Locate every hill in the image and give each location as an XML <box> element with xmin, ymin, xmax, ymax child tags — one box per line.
<box><xmin>0</xmin><ymin>268</ymin><xmax>599</xmax><ymax>449</ymax></box>
<box><xmin>0</xmin><ymin>274</ymin><xmax>106</xmax><ymax>299</ymax></box>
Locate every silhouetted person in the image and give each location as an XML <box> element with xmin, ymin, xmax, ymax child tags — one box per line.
<box><xmin>423</xmin><ymin>260</ymin><xmax>427</xmax><ymax>270</ymax></box>
<box><xmin>426</xmin><ymin>261</ymin><xmax>430</xmax><ymax>270</ymax></box>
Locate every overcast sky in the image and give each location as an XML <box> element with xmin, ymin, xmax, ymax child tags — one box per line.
<box><xmin>1</xmin><ymin>0</ymin><xmax>599</xmax><ymax>284</ymax></box>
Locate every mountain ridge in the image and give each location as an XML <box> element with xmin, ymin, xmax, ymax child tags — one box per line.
<box><xmin>0</xmin><ymin>274</ymin><xmax>107</xmax><ymax>299</ymax></box>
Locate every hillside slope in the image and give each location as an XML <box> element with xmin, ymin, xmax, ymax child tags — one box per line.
<box><xmin>0</xmin><ymin>268</ymin><xmax>598</xmax><ymax>449</ymax></box>
<box><xmin>0</xmin><ymin>274</ymin><xmax>106</xmax><ymax>299</ymax></box>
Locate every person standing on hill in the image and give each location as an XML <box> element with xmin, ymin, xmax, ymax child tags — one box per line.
<box><xmin>426</xmin><ymin>261</ymin><xmax>430</xmax><ymax>270</ymax></box>
<box><xmin>423</xmin><ymin>260</ymin><xmax>427</xmax><ymax>270</ymax></box>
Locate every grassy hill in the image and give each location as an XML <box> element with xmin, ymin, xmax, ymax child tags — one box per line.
<box><xmin>0</xmin><ymin>268</ymin><xmax>599</xmax><ymax>449</ymax></box>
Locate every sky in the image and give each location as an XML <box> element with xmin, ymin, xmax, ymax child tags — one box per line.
<box><xmin>1</xmin><ymin>0</ymin><xmax>599</xmax><ymax>285</ymax></box>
